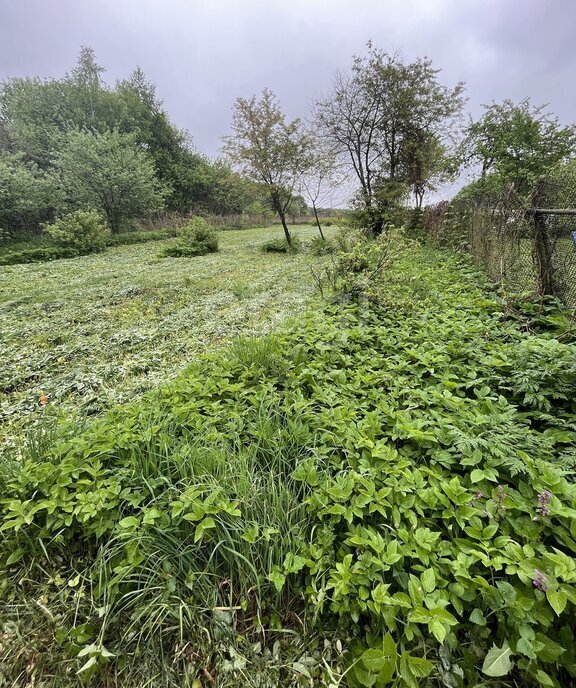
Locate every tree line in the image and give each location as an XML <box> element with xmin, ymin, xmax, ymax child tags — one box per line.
<box><xmin>0</xmin><ymin>47</ymin><xmax>272</xmax><ymax>236</ymax></box>
<box><xmin>224</xmin><ymin>43</ymin><xmax>576</xmax><ymax>243</ymax></box>
<box><xmin>2</xmin><ymin>44</ymin><xmax>575</xmax><ymax>242</ymax></box>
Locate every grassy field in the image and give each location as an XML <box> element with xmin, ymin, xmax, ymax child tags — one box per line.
<box><xmin>0</xmin><ymin>224</ymin><xmax>327</xmax><ymax>451</ymax></box>
<box><xmin>2</xmin><ymin>235</ymin><xmax>575</xmax><ymax>687</ymax></box>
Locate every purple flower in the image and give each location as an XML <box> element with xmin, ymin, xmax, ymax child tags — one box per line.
<box><xmin>537</xmin><ymin>490</ymin><xmax>552</xmax><ymax>518</ymax></box>
<box><xmin>532</xmin><ymin>569</ymin><xmax>548</xmax><ymax>591</ymax></box>
<box><xmin>495</xmin><ymin>484</ymin><xmax>507</xmax><ymax>512</ymax></box>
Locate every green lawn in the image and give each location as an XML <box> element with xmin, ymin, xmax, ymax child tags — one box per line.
<box><xmin>0</xmin><ymin>224</ymin><xmax>327</xmax><ymax>450</ymax></box>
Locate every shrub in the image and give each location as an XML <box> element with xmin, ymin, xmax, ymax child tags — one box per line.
<box><xmin>261</xmin><ymin>235</ymin><xmax>302</xmax><ymax>253</ymax></box>
<box><xmin>0</xmin><ymin>228</ymin><xmax>12</xmax><ymax>245</ymax></box>
<box><xmin>161</xmin><ymin>217</ymin><xmax>218</xmax><ymax>257</ymax></box>
<box><xmin>308</xmin><ymin>236</ymin><xmax>336</xmax><ymax>255</ymax></box>
<box><xmin>42</xmin><ymin>210</ymin><xmax>110</xmax><ymax>253</ymax></box>
<box><xmin>0</xmin><ymin>246</ymin><xmax>79</xmax><ymax>265</ymax></box>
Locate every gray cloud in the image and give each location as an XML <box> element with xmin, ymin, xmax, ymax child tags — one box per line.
<box><xmin>1</xmin><ymin>0</ymin><xmax>575</xmax><ymax>168</ymax></box>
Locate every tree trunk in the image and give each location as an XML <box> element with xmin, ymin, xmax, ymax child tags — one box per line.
<box><xmin>532</xmin><ymin>182</ymin><xmax>555</xmax><ymax>296</ymax></box>
<box><xmin>533</xmin><ymin>211</ymin><xmax>555</xmax><ymax>296</ymax></box>
<box><xmin>312</xmin><ymin>202</ymin><xmax>325</xmax><ymax>240</ymax></box>
<box><xmin>271</xmin><ymin>191</ymin><xmax>292</xmax><ymax>246</ymax></box>
<box><xmin>279</xmin><ymin>210</ymin><xmax>292</xmax><ymax>246</ymax></box>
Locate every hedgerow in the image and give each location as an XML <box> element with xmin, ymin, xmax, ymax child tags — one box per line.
<box><xmin>1</xmin><ymin>237</ymin><xmax>575</xmax><ymax>686</ymax></box>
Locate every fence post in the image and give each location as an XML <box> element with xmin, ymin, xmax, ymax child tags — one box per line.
<box><xmin>532</xmin><ymin>182</ymin><xmax>555</xmax><ymax>296</ymax></box>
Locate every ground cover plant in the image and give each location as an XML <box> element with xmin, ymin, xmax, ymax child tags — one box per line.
<box><xmin>1</xmin><ymin>233</ymin><xmax>575</xmax><ymax>687</ymax></box>
<box><xmin>0</xmin><ymin>224</ymin><xmax>325</xmax><ymax>451</ymax></box>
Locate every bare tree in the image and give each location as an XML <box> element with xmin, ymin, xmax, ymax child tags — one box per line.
<box><xmin>299</xmin><ymin>135</ymin><xmax>345</xmax><ymax>239</ymax></box>
<box><xmin>315</xmin><ymin>44</ymin><xmax>464</xmax><ymax>233</ymax></box>
<box><xmin>222</xmin><ymin>88</ymin><xmax>310</xmax><ymax>246</ymax></box>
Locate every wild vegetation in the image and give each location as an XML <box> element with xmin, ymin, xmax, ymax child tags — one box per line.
<box><xmin>2</xmin><ymin>234</ymin><xmax>576</xmax><ymax>687</ymax></box>
<box><xmin>1</xmin><ymin>38</ymin><xmax>576</xmax><ymax>688</ymax></box>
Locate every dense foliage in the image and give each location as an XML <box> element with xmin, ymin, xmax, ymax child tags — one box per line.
<box><xmin>1</xmin><ymin>236</ymin><xmax>575</xmax><ymax>686</ymax></box>
<box><xmin>0</xmin><ymin>48</ymin><xmax>270</xmax><ymax>236</ymax></box>
<box><xmin>0</xmin><ymin>227</ymin><xmax>179</xmax><ymax>265</ymax></box>
<box><xmin>460</xmin><ymin>98</ymin><xmax>576</xmax><ymax>198</ymax></box>
<box><xmin>43</xmin><ymin>210</ymin><xmax>110</xmax><ymax>252</ymax></box>
<box><xmin>161</xmin><ymin>217</ymin><xmax>219</xmax><ymax>257</ymax></box>
<box><xmin>55</xmin><ymin>130</ymin><xmax>165</xmax><ymax>233</ymax></box>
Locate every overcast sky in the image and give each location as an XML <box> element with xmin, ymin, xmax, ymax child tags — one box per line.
<box><xmin>1</xmin><ymin>0</ymin><xmax>575</xmax><ymax>200</ymax></box>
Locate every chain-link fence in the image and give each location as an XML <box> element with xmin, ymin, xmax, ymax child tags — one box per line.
<box><xmin>422</xmin><ymin>178</ymin><xmax>576</xmax><ymax>311</ymax></box>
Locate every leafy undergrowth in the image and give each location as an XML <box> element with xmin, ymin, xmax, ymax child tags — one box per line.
<box><xmin>1</xmin><ymin>238</ymin><xmax>576</xmax><ymax>687</ymax></box>
<box><xmin>0</xmin><ymin>224</ymin><xmax>326</xmax><ymax>451</ymax></box>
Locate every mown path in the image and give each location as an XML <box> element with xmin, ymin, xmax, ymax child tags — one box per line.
<box><xmin>0</xmin><ymin>225</ymin><xmax>326</xmax><ymax>450</ymax></box>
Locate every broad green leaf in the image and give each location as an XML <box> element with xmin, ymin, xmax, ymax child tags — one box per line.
<box><xmin>546</xmin><ymin>588</ymin><xmax>567</xmax><ymax>616</ymax></box>
<box><xmin>482</xmin><ymin>643</ymin><xmax>513</xmax><ymax>677</ymax></box>
<box><xmin>6</xmin><ymin>548</ymin><xmax>25</xmax><ymax>566</ymax></box>
<box><xmin>241</xmin><ymin>523</ymin><xmax>259</xmax><ymax>543</ymax></box>
<box><xmin>361</xmin><ymin>649</ymin><xmax>386</xmax><ymax>672</ymax></box>
<box><xmin>77</xmin><ymin>656</ymin><xmax>98</xmax><ymax>675</ymax></box>
<box><xmin>421</xmin><ymin>568</ymin><xmax>436</xmax><ymax>593</ymax></box>
<box><xmin>194</xmin><ymin>516</ymin><xmax>216</xmax><ymax>543</ymax></box>
<box><xmin>535</xmin><ymin>669</ymin><xmax>555</xmax><ymax>687</ymax></box>
<box><xmin>404</xmin><ymin>654</ymin><xmax>434</xmax><ymax>678</ymax></box>
<box><xmin>382</xmin><ymin>632</ymin><xmax>397</xmax><ymax>660</ymax></box>
<box><xmin>469</xmin><ymin>608</ymin><xmax>486</xmax><ymax>626</ymax></box>
<box><xmin>470</xmin><ymin>469</ymin><xmax>484</xmax><ymax>483</ymax></box>
<box><xmin>267</xmin><ymin>569</ymin><xmax>286</xmax><ymax>592</ymax></box>
<box><xmin>142</xmin><ymin>507</ymin><xmax>162</xmax><ymax>525</ymax></box>
<box><xmin>118</xmin><ymin>516</ymin><xmax>139</xmax><ymax>530</ymax></box>
<box><xmin>429</xmin><ymin>619</ymin><xmax>447</xmax><ymax>643</ymax></box>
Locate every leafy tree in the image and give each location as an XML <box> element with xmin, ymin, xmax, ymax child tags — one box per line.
<box><xmin>0</xmin><ymin>155</ymin><xmax>59</xmax><ymax>230</ymax></box>
<box><xmin>55</xmin><ymin>130</ymin><xmax>165</xmax><ymax>233</ymax></box>
<box><xmin>315</xmin><ymin>44</ymin><xmax>464</xmax><ymax>233</ymax></box>
<box><xmin>223</xmin><ymin>88</ymin><xmax>311</xmax><ymax>246</ymax></box>
<box><xmin>462</xmin><ymin>98</ymin><xmax>576</xmax><ymax>195</ymax></box>
<box><xmin>0</xmin><ymin>47</ymin><xmax>246</xmax><ymax>218</ymax></box>
<box><xmin>403</xmin><ymin>132</ymin><xmax>456</xmax><ymax>208</ymax></box>
<box><xmin>0</xmin><ymin>47</ymin><xmax>124</xmax><ymax>167</ymax></box>
<box><xmin>0</xmin><ymin>77</ymin><xmax>72</xmax><ymax>166</ymax></box>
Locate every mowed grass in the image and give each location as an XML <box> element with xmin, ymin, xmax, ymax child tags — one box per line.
<box><xmin>0</xmin><ymin>224</ymin><xmax>328</xmax><ymax>450</ymax></box>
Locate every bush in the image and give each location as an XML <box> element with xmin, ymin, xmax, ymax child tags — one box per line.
<box><xmin>42</xmin><ymin>210</ymin><xmax>110</xmax><ymax>253</ymax></box>
<box><xmin>161</xmin><ymin>217</ymin><xmax>219</xmax><ymax>257</ymax></box>
<box><xmin>0</xmin><ymin>246</ymin><xmax>79</xmax><ymax>265</ymax></box>
<box><xmin>308</xmin><ymin>236</ymin><xmax>336</xmax><ymax>256</ymax></box>
<box><xmin>261</xmin><ymin>235</ymin><xmax>302</xmax><ymax>253</ymax></box>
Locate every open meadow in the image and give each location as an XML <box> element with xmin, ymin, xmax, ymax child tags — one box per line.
<box><xmin>0</xmin><ymin>225</ymin><xmax>326</xmax><ymax>451</ymax></box>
